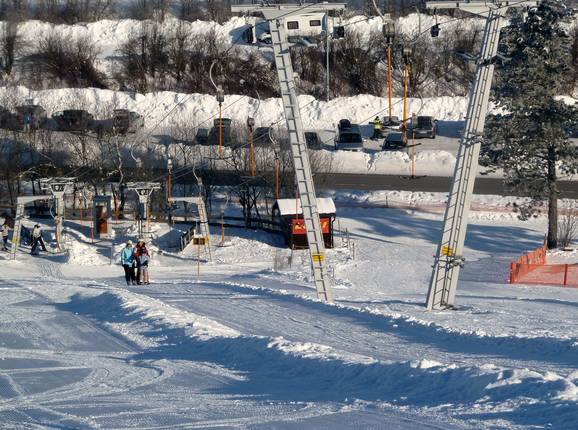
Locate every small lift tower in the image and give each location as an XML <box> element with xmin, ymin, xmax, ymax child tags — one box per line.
<box><xmin>231</xmin><ymin>3</ymin><xmax>346</xmax><ymax>302</ymax></box>
<box><xmin>425</xmin><ymin>0</ymin><xmax>537</xmax><ymax>310</ymax></box>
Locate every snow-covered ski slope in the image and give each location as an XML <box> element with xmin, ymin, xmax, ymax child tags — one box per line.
<box><xmin>1</xmin><ymin>200</ymin><xmax>578</xmax><ymax>429</ymax></box>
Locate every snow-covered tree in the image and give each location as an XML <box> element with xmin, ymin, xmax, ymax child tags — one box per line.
<box><xmin>482</xmin><ymin>0</ymin><xmax>578</xmax><ymax>249</ymax></box>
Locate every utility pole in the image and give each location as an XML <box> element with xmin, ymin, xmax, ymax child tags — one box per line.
<box><xmin>325</xmin><ymin>14</ymin><xmax>330</xmax><ymax>102</ymax></box>
<box><xmin>402</xmin><ymin>46</ymin><xmax>412</xmax><ymax>146</ymax></box>
<box><xmin>231</xmin><ymin>3</ymin><xmax>347</xmax><ymax>303</ymax></box>
<box><xmin>383</xmin><ymin>18</ymin><xmax>395</xmax><ymax>123</ymax></box>
<box><xmin>410</xmin><ymin>112</ymin><xmax>417</xmax><ymax>178</ymax></box>
<box><xmin>167</xmin><ymin>157</ymin><xmax>173</xmax><ymax>225</ymax></box>
<box><xmin>247</xmin><ymin>117</ymin><xmax>255</xmax><ymax>177</ymax></box>
<box><xmin>425</xmin><ymin>0</ymin><xmax>537</xmax><ymax>310</ymax></box>
<box><xmin>217</xmin><ymin>86</ymin><xmax>224</xmax><ymax>159</ymax></box>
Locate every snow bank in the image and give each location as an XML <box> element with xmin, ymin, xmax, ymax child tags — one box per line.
<box><xmin>0</xmin><ymin>85</ymin><xmax>470</xmax><ymax>131</ymax></box>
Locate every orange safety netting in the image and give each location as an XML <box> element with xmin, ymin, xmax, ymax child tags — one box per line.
<box><xmin>509</xmin><ymin>243</ymin><xmax>578</xmax><ymax>288</ymax></box>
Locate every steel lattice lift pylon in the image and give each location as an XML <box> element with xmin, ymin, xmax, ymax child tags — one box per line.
<box><xmin>232</xmin><ymin>3</ymin><xmax>346</xmax><ymax>303</ymax></box>
<box><xmin>425</xmin><ymin>0</ymin><xmax>537</xmax><ymax>310</ymax></box>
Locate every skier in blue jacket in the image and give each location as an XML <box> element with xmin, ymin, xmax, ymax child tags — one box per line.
<box><xmin>121</xmin><ymin>240</ymin><xmax>136</xmax><ymax>285</ymax></box>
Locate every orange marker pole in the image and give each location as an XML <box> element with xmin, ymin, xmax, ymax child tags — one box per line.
<box><xmin>403</xmin><ymin>63</ymin><xmax>408</xmax><ymax>146</ymax></box>
<box><xmin>218</xmin><ymin>105</ymin><xmax>223</xmax><ymax>159</ymax></box>
<box><xmin>250</xmin><ymin>130</ymin><xmax>255</xmax><ymax>177</ymax></box>
<box><xmin>275</xmin><ymin>157</ymin><xmax>280</xmax><ymax>199</ymax></box>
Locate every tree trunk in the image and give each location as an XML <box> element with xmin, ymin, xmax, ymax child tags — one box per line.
<box><xmin>547</xmin><ymin>146</ymin><xmax>558</xmax><ymax>249</ymax></box>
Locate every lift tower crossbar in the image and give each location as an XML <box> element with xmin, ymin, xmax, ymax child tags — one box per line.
<box><xmin>425</xmin><ymin>0</ymin><xmax>536</xmax><ymax>310</ymax></box>
<box><xmin>232</xmin><ymin>3</ymin><xmax>346</xmax><ymax>302</ymax></box>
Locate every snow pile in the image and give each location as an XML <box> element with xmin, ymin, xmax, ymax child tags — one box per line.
<box><xmin>0</xmin><ymin>85</ymin><xmax>472</xmax><ymax>131</ymax></box>
<box><xmin>67</xmin><ymin>238</ymin><xmax>110</xmax><ymax>266</ymax></box>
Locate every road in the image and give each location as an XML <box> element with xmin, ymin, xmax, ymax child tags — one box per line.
<box><xmin>313</xmin><ymin>173</ymin><xmax>578</xmax><ymax>198</ymax></box>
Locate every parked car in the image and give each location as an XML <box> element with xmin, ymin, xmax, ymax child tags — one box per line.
<box><xmin>336</xmin><ymin>124</ymin><xmax>363</xmax><ymax>151</ymax></box>
<box><xmin>0</xmin><ymin>105</ymin><xmax>11</xmax><ymax>128</ymax></box>
<box><xmin>410</xmin><ymin>116</ymin><xmax>437</xmax><ymax>139</ymax></box>
<box><xmin>382</xmin><ymin>115</ymin><xmax>402</xmax><ymax>131</ymax></box>
<box><xmin>195</xmin><ymin>128</ymin><xmax>209</xmax><ymax>145</ymax></box>
<box><xmin>305</xmin><ymin>131</ymin><xmax>322</xmax><ymax>149</ymax></box>
<box><xmin>382</xmin><ymin>132</ymin><xmax>405</xmax><ymax>150</ymax></box>
<box><xmin>53</xmin><ymin>109</ymin><xmax>94</xmax><ymax>132</ymax></box>
<box><xmin>338</xmin><ymin>118</ymin><xmax>352</xmax><ymax>131</ymax></box>
<box><xmin>11</xmin><ymin>105</ymin><xmax>47</xmax><ymax>131</ymax></box>
<box><xmin>253</xmin><ymin>126</ymin><xmax>273</xmax><ymax>147</ymax></box>
<box><xmin>208</xmin><ymin>118</ymin><xmax>234</xmax><ymax>146</ymax></box>
<box><xmin>113</xmin><ymin>109</ymin><xmax>144</xmax><ymax>134</ymax></box>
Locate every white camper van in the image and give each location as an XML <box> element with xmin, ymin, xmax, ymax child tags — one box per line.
<box><xmin>243</xmin><ymin>13</ymin><xmax>328</xmax><ymax>46</ymax></box>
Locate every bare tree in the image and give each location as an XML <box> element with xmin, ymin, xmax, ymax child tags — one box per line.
<box><xmin>33</xmin><ymin>32</ymin><xmax>107</xmax><ymax>88</ymax></box>
<box><xmin>1</xmin><ymin>20</ymin><xmax>21</xmax><ymax>77</ymax></box>
<box><xmin>559</xmin><ymin>204</ymin><xmax>578</xmax><ymax>249</ymax></box>
<box><xmin>179</xmin><ymin>0</ymin><xmax>204</xmax><ymax>21</ymax></box>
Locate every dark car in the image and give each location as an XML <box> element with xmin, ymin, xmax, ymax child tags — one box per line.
<box><xmin>0</xmin><ymin>105</ymin><xmax>11</xmax><ymax>128</ymax></box>
<box><xmin>113</xmin><ymin>109</ymin><xmax>144</xmax><ymax>134</ymax></box>
<box><xmin>411</xmin><ymin>116</ymin><xmax>437</xmax><ymax>139</ymax></box>
<box><xmin>195</xmin><ymin>127</ymin><xmax>209</xmax><ymax>145</ymax></box>
<box><xmin>336</xmin><ymin>124</ymin><xmax>363</xmax><ymax>151</ymax></box>
<box><xmin>382</xmin><ymin>115</ymin><xmax>402</xmax><ymax>131</ymax></box>
<box><xmin>305</xmin><ymin>131</ymin><xmax>322</xmax><ymax>149</ymax></box>
<box><xmin>253</xmin><ymin>126</ymin><xmax>273</xmax><ymax>147</ymax></box>
<box><xmin>53</xmin><ymin>109</ymin><xmax>94</xmax><ymax>132</ymax></box>
<box><xmin>338</xmin><ymin>118</ymin><xmax>352</xmax><ymax>131</ymax></box>
<box><xmin>208</xmin><ymin>118</ymin><xmax>234</xmax><ymax>146</ymax></box>
<box><xmin>382</xmin><ymin>132</ymin><xmax>405</xmax><ymax>150</ymax></box>
<box><xmin>11</xmin><ymin>105</ymin><xmax>47</xmax><ymax>131</ymax></box>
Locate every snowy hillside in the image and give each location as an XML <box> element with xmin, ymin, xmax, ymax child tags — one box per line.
<box><xmin>1</xmin><ymin>199</ymin><xmax>577</xmax><ymax>428</ymax></box>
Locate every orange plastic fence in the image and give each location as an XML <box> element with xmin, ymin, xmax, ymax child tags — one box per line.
<box><xmin>509</xmin><ymin>243</ymin><xmax>547</xmax><ymax>283</ymax></box>
<box><xmin>509</xmin><ymin>243</ymin><xmax>578</xmax><ymax>288</ymax></box>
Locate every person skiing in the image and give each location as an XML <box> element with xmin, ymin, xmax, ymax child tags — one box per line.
<box><xmin>1</xmin><ymin>220</ymin><xmax>9</xmax><ymax>251</ymax></box>
<box><xmin>372</xmin><ymin>116</ymin><xmax>382</xmax><ymax>140</ymax></box>
<box><xmin>136</xmin><ymin>241</ymin><xmax>151</xmax><ymax>285</ymax></box>
<box><xmin>30</xmin><ymin>224</ymin><xmax>47</xmax><ymax>254</ymax></box>
<box><xmin>121</xmin><ymin>240</ymin><xmax>136</xmax><ymax>286</ymax></box>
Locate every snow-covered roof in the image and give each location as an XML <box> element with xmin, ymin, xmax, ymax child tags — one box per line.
<box><xmin>275</xmin><ymin>197</ymin><xmax>336</xmax><ymax>216</ymax></box>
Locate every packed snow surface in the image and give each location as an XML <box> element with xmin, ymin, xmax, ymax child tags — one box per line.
<box><xmin>1</xmin><ymin>195</ymin><xmax>578</xmax><ymax>428</ymax></box>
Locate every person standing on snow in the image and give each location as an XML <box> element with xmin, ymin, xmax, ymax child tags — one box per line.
<box><xmin>30</xmin><ymin>224</ymin><xmax>47</xmax><ymax>254</ymax></box>
<box><xmin>134</xmin><ymin>239</ymin><xmax>144</xmax><ymax>284</ymax></box>
<box><xmin>121</xmin><ymin>240</ymin><xmax>137</xmax><ymax>285</ymax></box>
<box><xmin>1</xmin><ymin>220</ymin><xmax>9</xmax><ymax>251</ymax></box>
<box><xmin>136</xmin><ymin>241</ymin><xmax>151</xmax><ymax>285</ymax></box>
<box><xmin>372</xmin><ymin>116</ymin><xmax>382</xmax><ymax>140</ymax></box>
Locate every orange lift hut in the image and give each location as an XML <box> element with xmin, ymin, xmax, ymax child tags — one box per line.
<box><xmin>272</xmin><ymin>197</ymin><xmax>336</xmax><ymax>249</ymax></box>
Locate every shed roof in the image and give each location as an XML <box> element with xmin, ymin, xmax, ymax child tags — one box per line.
<box><xmin>274</xmin><ymin>197</ymin><xmax>336</xmax><ymax>216</ymax></box>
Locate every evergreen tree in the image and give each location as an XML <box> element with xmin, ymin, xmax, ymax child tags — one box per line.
<box><xmin>482</xmin><ymin>0</ymin><xmax>578</xmax><ymax>249</ymax></box>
